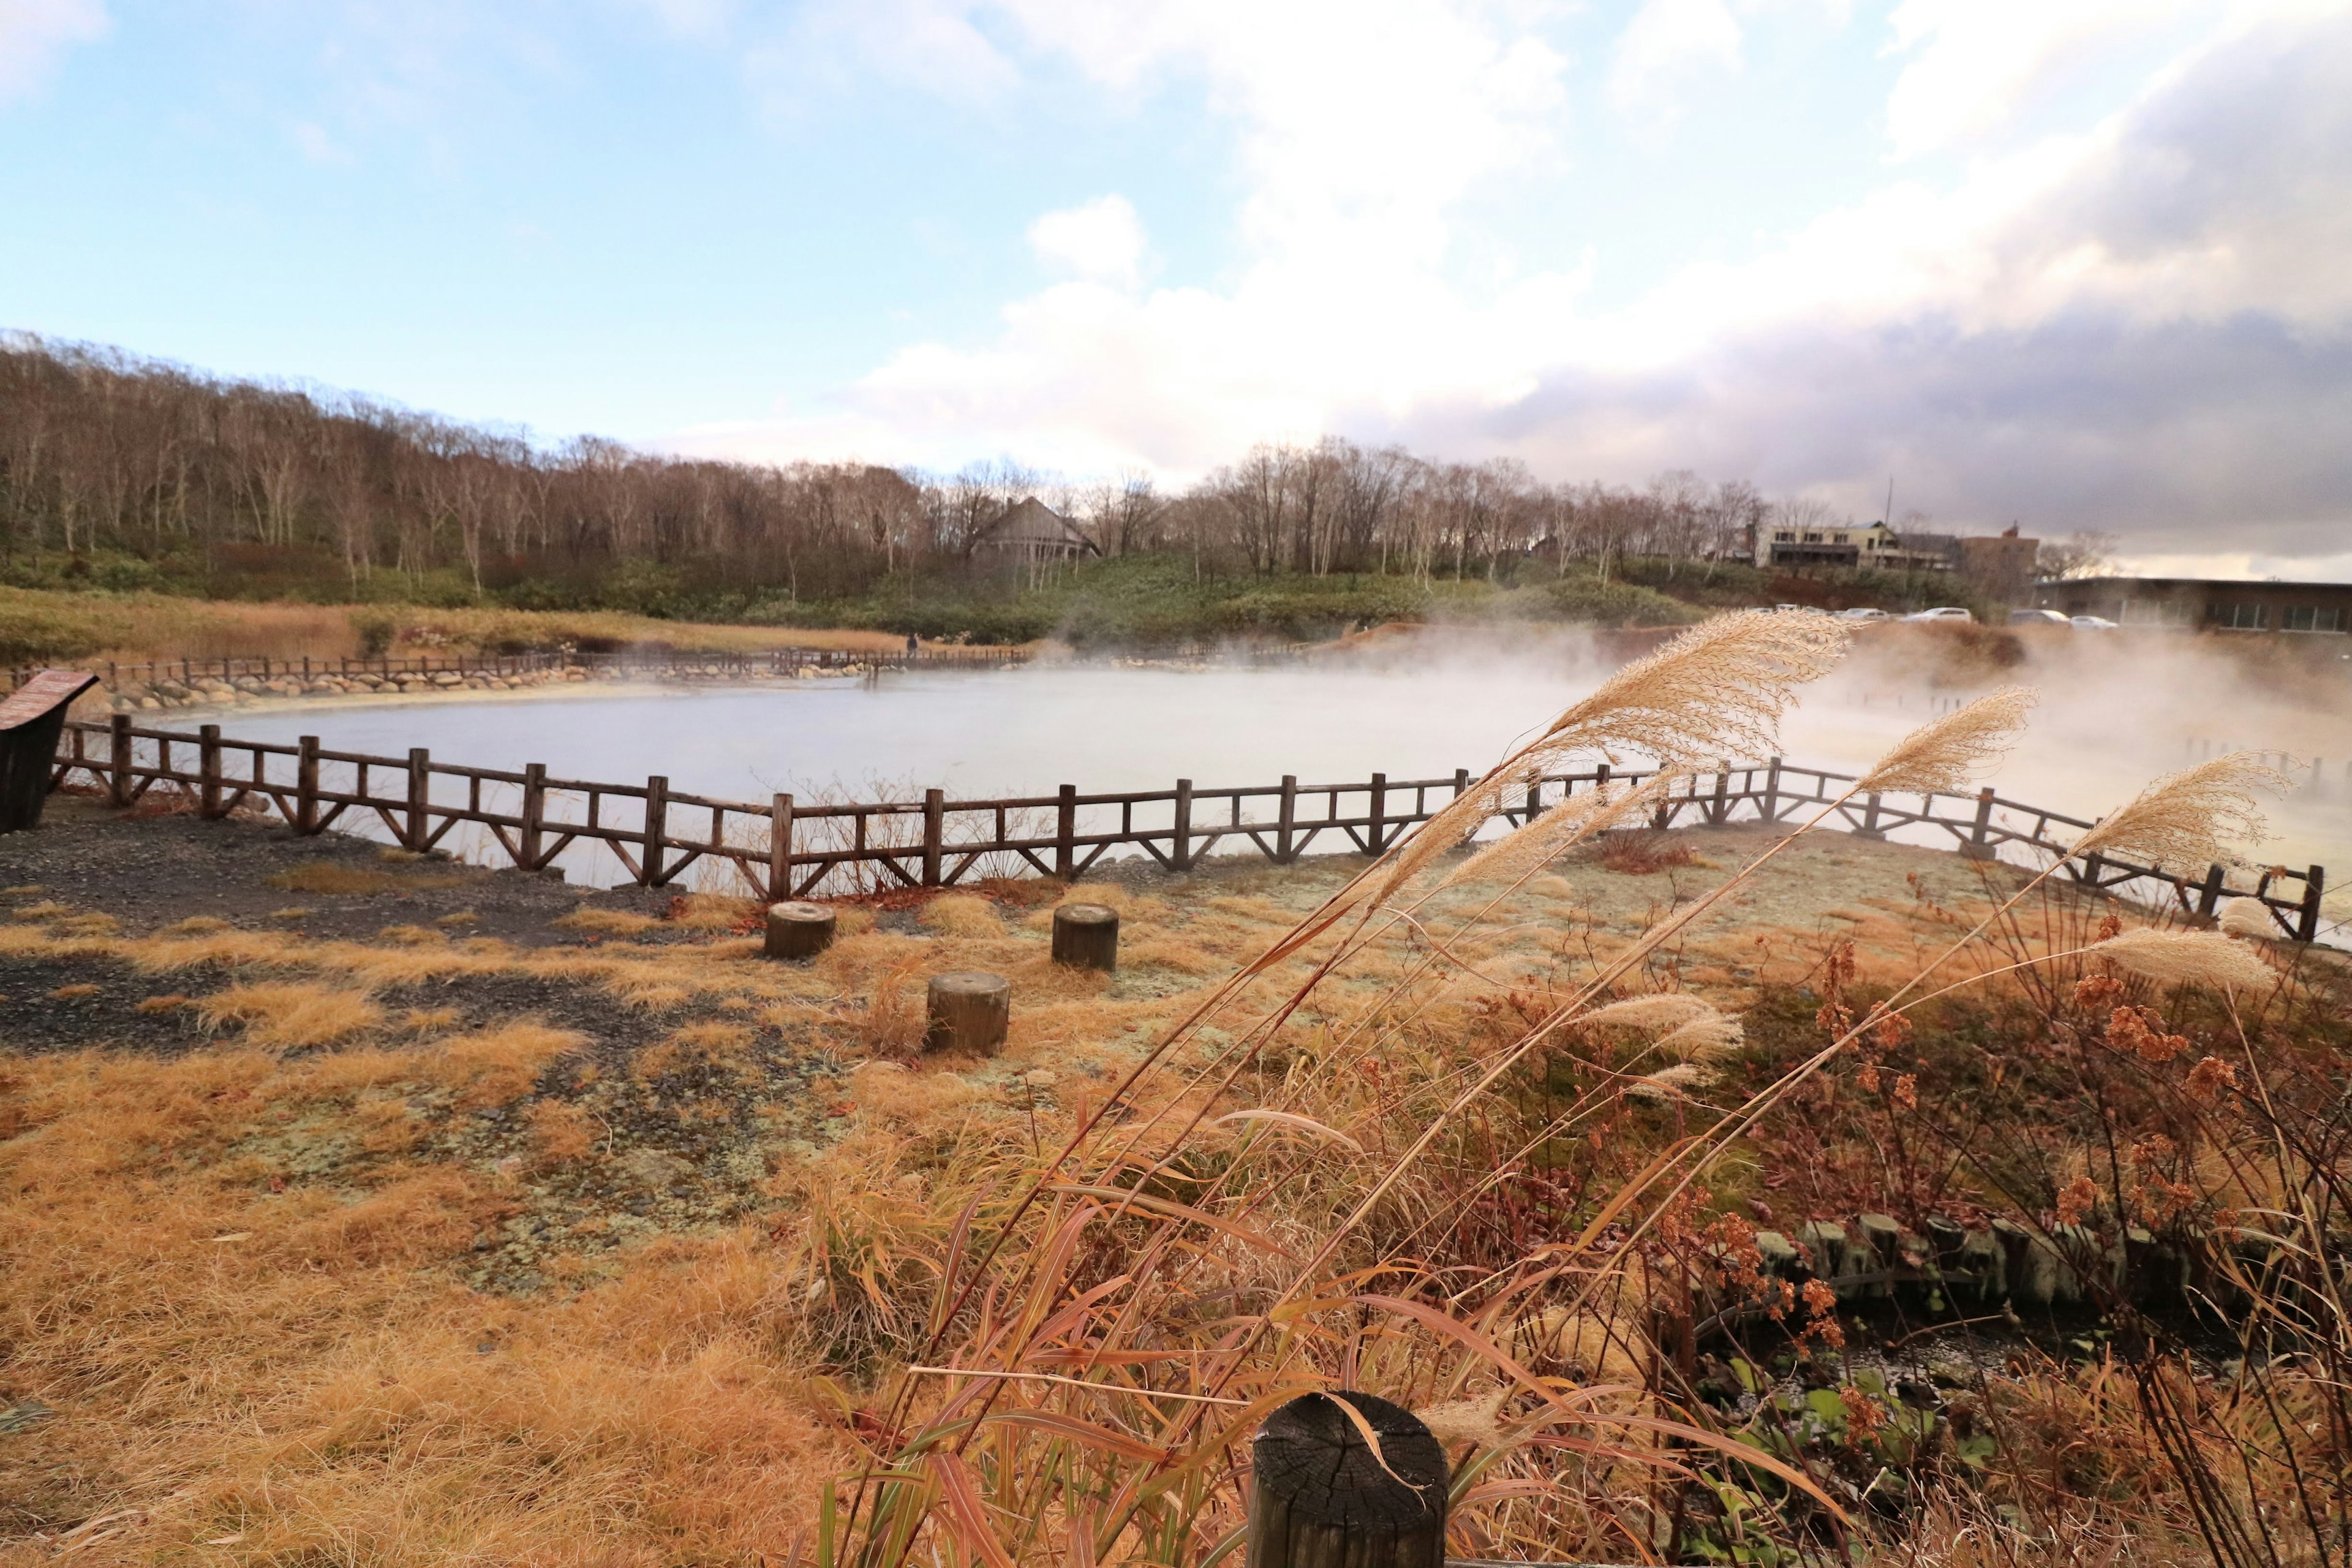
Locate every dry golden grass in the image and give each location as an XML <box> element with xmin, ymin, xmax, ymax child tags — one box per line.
<box><xmin>1</xmin><ymin>584</ymin><xmax>969</xmax><ymax>668</ymax></box>
<box><xmin>9</xmin><ymin>682</ymin><xmax>2318</xmax><ymax>1568</ymax></box>
<box><xmin>267</xmin><ymin>860</ymin><xmax>478</xmax><ymax>895</ymax></box>
<box><xmin>197</xmin><ymin>981</ymin><xmax>383</xmax><ymax>1049</ymax></box>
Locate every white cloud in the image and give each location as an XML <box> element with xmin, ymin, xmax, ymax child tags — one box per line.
<box><xmin>1607</xmin><ymin>0</ymin><xmax>1743</xmax><ymax>123</ymax></box>
<box><xmin>677</xmin><ymin>1</ymin><xmax>2352</xmax><ymax>560</ymax></box>
<box><xmin>1881</xmin><ymin>0</ymin><xmax>2204</xmax><ymax>159</ymax></box>
<box><xmin>0</xmin><ymin>0</ymin><xmax>107</xmax><ymax>99</ymax></box>
<box><xmin>620</xmin><ymin>0</ymin><xmax>734</xmax><ymax>39</ymax></box>
<box><xmin>1027</xmin><ymin>195</ymin><xmax>1147</xmax><ymax>287</ymax></box>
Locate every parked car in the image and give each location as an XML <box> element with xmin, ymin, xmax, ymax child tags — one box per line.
<box><xmin>2010</xmin><ymin>608</ymin><xmax>2071</xmax><ymax>627</ymax></box>
<box><xmin>1902</xmin><ymin>606</ymin><xmax>1977</xmax><ymax>624</ymax></box>
<box><xmin>2070</xmin><ymin>614</ymin><xmax>2120</xmax><ymax>631</ymax></box>
<box><xmin>1836</xmin><ymin>606</ymin><xmax>1893</xmax><ymax>622</ymax></box>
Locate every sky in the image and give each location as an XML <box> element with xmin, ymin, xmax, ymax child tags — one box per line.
<box><xmin>4</xmin><ymin>0</ymin><xmax>2350</xmax><ymax>578</ymax></box>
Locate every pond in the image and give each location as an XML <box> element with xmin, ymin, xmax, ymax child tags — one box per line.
<box><xmin>196</xmin><ymin>639</ymin><xmax>2352</xmax><ymax>904</ymax></box>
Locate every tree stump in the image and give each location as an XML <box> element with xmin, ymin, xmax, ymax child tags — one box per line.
<box><xmin>1248</xmin><ymin>1392</ymin><xmax>1446</xmax><ymax>1568</ymax></box>
<box><xmin>1051</xmin><ymin>902</ymin><xmax>1119</xmax><ymax>971</ymax></box>
<box><xmin>925</xmin><ymin>971</ymin><xmax>1010</xmax><ymax>1055</ymax></box>
<box><xmin>764</xmin><ymin>901</ymin><xmax>837</xmax><ymax>960</ymax></box>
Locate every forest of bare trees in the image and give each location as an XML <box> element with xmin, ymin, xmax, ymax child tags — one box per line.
<box><xmin>1</xmin><ymin>334</ymin><xmax>1789</xmax><ymax>605</ymax></box>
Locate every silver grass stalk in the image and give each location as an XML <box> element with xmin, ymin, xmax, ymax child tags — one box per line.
<box><xmin>1856</xmin><ymin>686</ymin><xmax>2037</xmax><ymax>796</ymax></box>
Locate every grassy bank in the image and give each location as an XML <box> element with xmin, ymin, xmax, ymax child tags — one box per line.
<box><xmin>0</xmin><ymin>589</ymin><xmax>910</xmax><ymax>668</ymax></box>
<box><xmin>0</xmin><ymin>538</ymin><xmax>2046</xmax><ymax>668</ymax></box>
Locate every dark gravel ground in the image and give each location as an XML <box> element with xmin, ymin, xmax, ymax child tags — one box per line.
<box><xmin>2</xmin><ymin>794</ymin><xmax>685</xmax><ymax>1056</ymax></box>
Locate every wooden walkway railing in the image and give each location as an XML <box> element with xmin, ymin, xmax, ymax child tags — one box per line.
<box><xmin>48</xmin><ymin>717</ymin><xmax>2329</xmax><ymax>942</ymax></box>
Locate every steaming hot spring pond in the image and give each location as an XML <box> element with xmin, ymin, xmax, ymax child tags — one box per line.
<box><xmin>200</xmin><ymin>658</ymin><xmax>2352</xmax><ymax>897</ymax></box>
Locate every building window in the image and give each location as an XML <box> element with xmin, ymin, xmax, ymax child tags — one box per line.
<box><xmin>1803</xmin><ymin>532</ymin><xmax>1822</xmax><ymax>543</ymax></box>
<box><xmin>2208</xmin><ymin>602</ymin><xmax>2269</xmax><ymax>631</ymax></box>
<box><xmin>2283</xmin><ymin>605</ymin><xmax>2348</xmax><ymax>633</ymax></box>
<box><xmin>1774</xmin><ymin>532</ymin><xmax>1793</xmax><ymax>543</ymax></box>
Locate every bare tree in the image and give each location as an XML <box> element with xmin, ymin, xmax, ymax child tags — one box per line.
<box><xmin>2038</xmin><ymin>530</ymin><xmax>2117</xmax><ymax>579</ymax></box>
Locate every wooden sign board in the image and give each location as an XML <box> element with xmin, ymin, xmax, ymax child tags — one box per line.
<box><xmin>0</xmin><ymin>669</ymin><xmax>101</xmax><ymax>833</ymax></box>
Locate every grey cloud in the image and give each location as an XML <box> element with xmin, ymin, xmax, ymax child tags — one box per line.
<box><xmin>1395</xmin><ymin>9</ymin><xmax>2352</xmax><ymax>561</ymax></box>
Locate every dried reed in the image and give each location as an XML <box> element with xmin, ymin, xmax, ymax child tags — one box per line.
<box><xmin>1855</xmin><ymin>685</ymin><xmax>2036</xmax><ymax>796</ymax></box>
<box><xmin>2070</xmin><ymin>751</ymin><xmax>2291</xmax><ymax>871</ymax></box>
<box><xmin>1537</xmin><ymin>607</ymin><xmax>1847</xmax><ymax>768</ymax></box>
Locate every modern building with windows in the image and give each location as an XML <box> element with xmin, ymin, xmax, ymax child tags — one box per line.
<box><xmin>2029</xmin><ymin>576</ymin><xmax>2352</xmax><ymax>634</ymax></box>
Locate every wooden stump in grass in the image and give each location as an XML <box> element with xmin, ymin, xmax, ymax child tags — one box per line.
<box><xmin>1248</xmin><ymin>1392</ymin><xmax>1446</xmax><ymax>1568</ymax></box>
<box><xmin>925</xmin><ymin>971</ymin><xmax>1010</xmax><ymax>1055</ymax></box>
<box><xmin>1050</xmin><ymin>902</ymin><xmax>1119</xmax><ymax>971</ymax></box>
<box><xmin>764</xmin><ymin>901</ymin><xmax>837</xmax><ymax>960</ymax></box>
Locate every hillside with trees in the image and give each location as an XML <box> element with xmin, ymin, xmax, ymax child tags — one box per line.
<box><xmin>0</xmin><ymin>334</ymin><xmax>1989</xmax><ymax>644</ymax></box>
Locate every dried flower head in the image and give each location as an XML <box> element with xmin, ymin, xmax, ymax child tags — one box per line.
<box><xmin>2071</xmin><ymin>752</ymin><xmax>2291</xmax><ymax>871</ymax></box>
<box><xmin>1439</xmin><ymin>773</ymin><xmax>1675</xmax><ymax>891</ymax></box>
<box><xmin>1538</xmin><ymin>609</ymin><xmax>1848</xmax><ymax>770</ymax></box>
<box><xmin>2186</xmin><ymin>1055</ymin><xmax>2239</xmax><ymax>1100</ymax></box>
<box><xmin>1855</xmin><ymin>686</ymin><xmax>2037</xmax><ymax>796</ymax></box>
<box><xmin>2095</xmin><ymin>927</ymin><xmax>2277</xmax><ymax>994</ymax></box>
<box><xmin>2217</xmin><ymin>897</ymin><xmax>2278</xmax><ymax>940</ymax></box>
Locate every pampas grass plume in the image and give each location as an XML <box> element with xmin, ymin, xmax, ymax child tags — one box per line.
<box><xmin>1581</xmin><ymin>993</ymin><xmax>1717</xmax><ymax>1033</ymax></box>
<box><xmin>1439</xmin><ymin>774</ymin><xmax>1675</xmax><ymax>891</ymax></box>
<box><xmin>2096</xmin><ymin>927</ymin><xmax>2277</xmax><ymax>993</ymax></box>
<box><xmin>2217</xmin><ymin>897</ymin><xmax>2278</xmax><ymax>940</ymax></box>
<box><xmin>1539</xmin><ymin>609</ymin><xmax>1847</xmax><ymax>770</ymax></box>
<box><xmin>2072</xmin><ymin>752</ymin><xmax>2291</xmax><ymax>871</ymax></box>
<box><xmin>1856</xmin><ymin>686</ymin><xmax>2036</xmax><ymax>796</ymax></box>
<box><xmin>1627</xmin><ymin>1062</ymin><xmax>1713</xmax><ymax>1101</ymax></box>
<box><xmin>1652</xmin><ymin>1011</ymin><xmax>1743</xmax><ymax>1065</ymax></box>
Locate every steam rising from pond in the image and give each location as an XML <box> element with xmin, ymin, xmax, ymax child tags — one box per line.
<box><xmin>214</xmin><ymin>624</ymin><xmax>2352</xmax><ymax>891</ymax></box>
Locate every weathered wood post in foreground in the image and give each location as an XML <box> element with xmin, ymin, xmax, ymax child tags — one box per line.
<box><xmin>926</xmin><ymin>971</ymin><xmax>1011</xmax><ymax>1055</ymax></box>
<box><xmin>764</xmin><ymin>901</ymin><xmax>837</xmax><ymax>960</ymax></box>
<box><xmin>0</xmin><ymin>670</ymin><xmax>99</xmax><ymax>833</ymax></box>
<box><xmin>1249</xmin><ymin>1392</ymin><xmax>1447</xmax><ymax>1568</ymax></box>
<box><xmin>1051</xmin><ymin>902</ymin><xmax>1118</xmax><ymax>971</ymax></box>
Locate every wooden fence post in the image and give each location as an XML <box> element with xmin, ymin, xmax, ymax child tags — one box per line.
<box><xmin>769</xmin><ymin>793</ymin><xmax>795</xmax><ymax>900</ymax></box>
<box><xmin>922</xmin><ymin>788</ymin><xmax>944</xmax><ymax>886</ymax></box>
<box><xmin>1523</xmin><ymin>778</ymin><xmax>1540</xmax><ymax>827</ymax></box>
<box><xmin>1855</xmin><ymin>791</ymin><xmax>1886</xmax><ymax>840</ymax></box>
<box><xmin>1172</xmin><ymin>778</ymin><xmax>1194</xmax><ymax>871</ymax></box>
<box><xmin>1709</xmin><ymin>767</ymin><xmax>1730</xmax><ymax>825</ymax></box>
<box><xmin>1248</xmin><ymin>1393</ymin><xmax>1446</xmax><ymax>1568</ymax></box>
<box><xmin>198</xmin><ymin>725</ymin><xmax>224</xmax><ymax>819</ymax></box>
<box><xmin>405</xmin><ymin>748</ymin><xmax>431</xmax><ymax>850</ymax></box>
<box><xmin>1453</xmin><ymin>767</ymin><xmax>1469</xmax><ymax>801</ymax></box>
<box><xmin>1367</xmin><ymin>772</ymin><xmax>1387</xmax><ymax>855</ymax></box>
<box><xmin>1762</xmin><ymin>756</ymin><xmax>1781</xmax><ymax>823</ymax></box>
<box><xmin>1276</xmin><ymin>775</ymin><xmax>1298</xmax><ymax>864</ymax></box>
<box><xmin>2297</xmin><ymin>865</ymin><xmax>2326</xmax><ymax>943</ymax></box>
<box><xmin>296</xmin><ymin>736</ymin><xmax>320</xmax><ymax>833</ymax></box>
<box><xmin>108</xmin><ymin>714</ymin><xmax>133</xmax><ymax>809</ymax></box>
<box><xmin>1961</xmin><ymin>785</ymin><xmax>1998</xmax><ymax>860</ymax></box>
<box><xmin>1055</xmin><ymin>784</ymin><xmax>1078</xmax><ymax>879</ymax></box>
<box><xmin>521</xmin><ymin>763</ymin><xmax>548</xmax><ymax>869</ymax></box>
<box><xmin>643</xmin><ymin>776</ymin><xmax>668</xmax><ymax>886</ymax></box>
<box><xmin>2195</xmin><ymin>862</ymin><xmax>2228</xmax><ymax>918</ymax></box>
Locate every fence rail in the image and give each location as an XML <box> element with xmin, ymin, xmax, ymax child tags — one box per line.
<box><xmin>48</xmin><ymin>717</ymin><xmax>2329</xmax><ymax>942</ymax></box>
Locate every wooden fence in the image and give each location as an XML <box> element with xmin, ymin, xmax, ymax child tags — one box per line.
<box><xmin>48</xmin><ymin>717</ymin><xmax>2330</xmax><ymax>943</ymax></box>
<box><xmin>6</xmin><ymin>644</ymin><xmax>1027</xmax><ymax>697</ymax></box>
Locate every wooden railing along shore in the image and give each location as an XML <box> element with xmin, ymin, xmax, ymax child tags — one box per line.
<box><xmin>49</xmin><ymin>718</ymin><xmax>2330</xmax><ymax>943</ymax></box>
